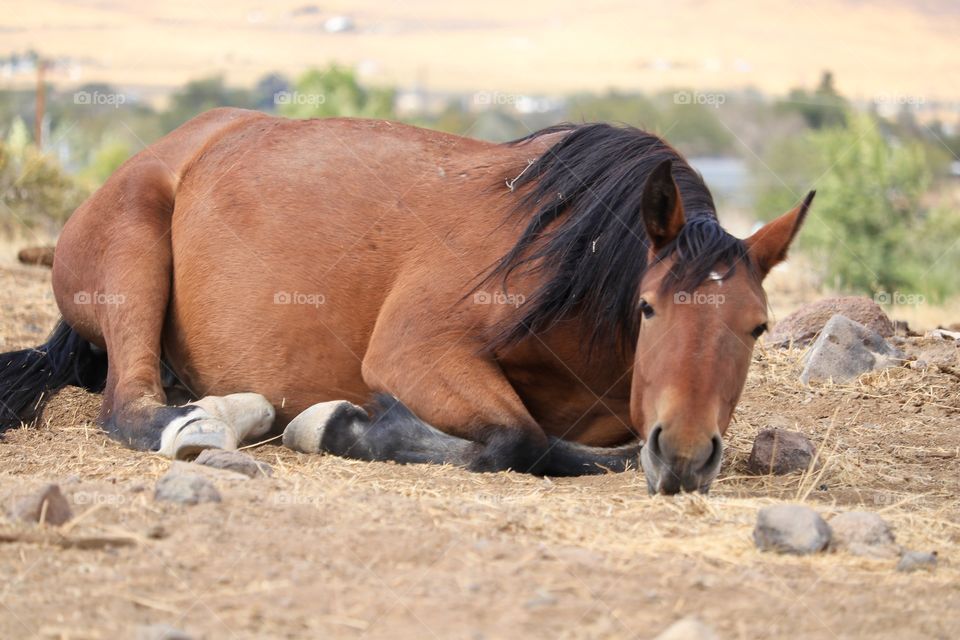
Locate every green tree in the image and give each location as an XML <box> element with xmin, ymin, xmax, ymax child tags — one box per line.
<box><xmin>279</xmin><ymin>66</ymin><xmax>395</xmax><ymax>120</ymax></box>
<box><xmin>779</xmin><ymin>71</ymin><xmax>848</xmax><ymax>130</ymax></box>
<box><xmin>755</xmin><ymin>113</ymin><xmax>960</xmax><ymax>300</ymax></box>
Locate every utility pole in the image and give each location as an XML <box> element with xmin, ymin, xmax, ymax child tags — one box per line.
<box><xmin>34</xmin><ymin>58</ymin><xmax>46</xmax><ymax>149</ymax></box>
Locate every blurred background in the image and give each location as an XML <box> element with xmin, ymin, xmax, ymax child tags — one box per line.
<box><xmin>1</xmin><ymin>0</ymin><xmax>958</xmax><ymax>326</ymax></box>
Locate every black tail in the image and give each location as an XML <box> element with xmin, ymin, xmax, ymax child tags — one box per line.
<box><xmin>0</xmin><ymin>320</ymin><xmax>107</xmax><ymax>432</ymax></box>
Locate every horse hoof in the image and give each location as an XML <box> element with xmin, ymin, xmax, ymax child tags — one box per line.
<box><xmin>283</xmin><ymin>400</ymin><xmax>365</xmax><ymax>454</ymax></box>
<box><xmin>166</xmin><ymin>418</ymin><xmax>239</xmax><ymax>460</ymax></box>
<box><xmin>191</xmin><ymin>393</ymin><xmax>275</xmax><ymax>441</ymax></box>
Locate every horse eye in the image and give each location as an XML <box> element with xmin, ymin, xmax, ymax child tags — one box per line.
<box><xmin>639</xmin><ymin>299</ymin><xmax>655</xmax><ymax>319</ymax></box>
<box><xmin>751</xmin><ymin>323</ymin><xmax>768</xmax><ymax>339</ymax></box>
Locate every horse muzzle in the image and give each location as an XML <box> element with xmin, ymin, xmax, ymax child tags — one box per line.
<box><xmin>640</xmin><ymin>424</ymin><xmax>723</xmax><ymax>495</ymax></box>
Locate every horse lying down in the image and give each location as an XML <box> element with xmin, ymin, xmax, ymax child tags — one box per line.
<box><xmin>0</xmin><ymin>110</ymin><xmax>813</xmax><ymax>494</ymax></box>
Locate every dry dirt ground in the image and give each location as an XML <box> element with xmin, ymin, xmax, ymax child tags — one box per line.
<box><xmin>0</xmin><ymin>260</ymin><xmax>958</xmax><ymax>640</ymax></box>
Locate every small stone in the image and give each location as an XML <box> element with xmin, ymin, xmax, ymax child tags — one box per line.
<box><xmin>146</xmin><ymin>524</ymin><xmax>169</xmax><ymax>540</ymax></box>
<box><xmin>9</xmin><ymin>484</ymin><xmax>73</xmax><ymax>526</ymax></box>
<box><xmin>896</xmin><ymin>550</ymin><xmax>938</xmax><ymax>573</ymax></box>
<box><xmin>154</xmin><ymin>470</ymin><xmax>221</xmax><ymax>505</ymax></box>
<box><xmin>653</xmin><ymin>617</ymin><xmax>718</xmax><ymax>640</ymax></box>
<box><xmin>194</xmin><ymin>449</ymin><xmax>273</xmax><ymax>478</ymax></box>
<box><xmin>753</xmin><ymin>504</ymin><xmax>831</xmax><ymax>555</ymax></box>
<box><xmin>828</xmin><ymin>511</ymin><xmax>898</xmax><ymax>558</ymax></box>
<box><xmin>747</xmin><ymin>429</ymin><xmax>816</xmax><ymax>475</ymax></box>
<box><xmin>135</xmin><ymin>624</ymin><xmax>193</xmax><ymax>640</ymax></box>
<box><xmin>800</xmin><ymin>315</ymin><xmax>905</xmax><ymax>384</ymax></box>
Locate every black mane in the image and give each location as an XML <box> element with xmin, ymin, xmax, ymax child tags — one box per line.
<box><xmin>480</xmin><ymin>123</ymin><xmax>753</xmax><ymax>355</ymax></box>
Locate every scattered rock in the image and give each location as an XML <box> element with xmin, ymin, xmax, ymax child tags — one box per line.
<box><xmin>146</xmin><ymin>524</ymin><xmax>169</xmax><ymax>540</ymax></box>
<box><xmin>154</xmin><ymin>469</ymin><xmax>222</xmax><ymax>505</ymax></box>
<box><xmin>753</xmin><ymin>504</ymin><xmax>831</xmax><ymax>555</ymax></box>
<box><xmin>896</xmin><ymin>550</ymin><xmax>938</xmax><ymax>573</ymax></box>
<box><xmin>800</xmin><ymin>315</ymin><xmax>904</xmax><ymax>384</ymax></box>
<box><xmin>653</xmin><ymin>617</ymin><xmax>718</xmax><ymax>640</ymax></box>
<box><xmin>194</xmin><ymin>449</ymin><xmax>273</xmax><ymax>478</ymax></box>
<box><xmin>768</xmin><ymin>296</ymin><xmax>894</xmax><ymax>348</ymax></box>
<box><xmin>135</xmin><ymin>624</ymin><xmax>193</xmax><ymax>640</ymax></box>
<box><xmin>17</xmin><ymin>245</ymin><xmax>55</xmax><ymax>268</ymax></box>
<box><xmin>8</xmin><ymin>484</ymin><xmax>73</xmax><ymax>526</ymax></box>
<box><xmin>927</xmin><ymin>328</ymin><xmax>960</xmax><ymax>341</ymax></box>
<box><xmin>828</xmin><ymin>511</ymin><xmax>899</xmax><ymax>558</ymax></box>
<box><xmin>747</xmin><ymin>429</ymin><xmax>816</xmax><ymax>475</ymax></box>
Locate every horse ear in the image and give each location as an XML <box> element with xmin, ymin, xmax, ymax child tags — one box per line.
<box><xmin>745</xmin><ymin>190</ymin><xmax>816</xmax><ymax>277</ymax></box>
<box><xmin>641</xmin><ymin>159</ymin><xmax>685</xmax><ymax>251</ymax></box>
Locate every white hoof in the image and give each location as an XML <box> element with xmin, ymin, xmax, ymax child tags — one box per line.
<box><xmin>283</xmin><ymin>400</ymin><xmax>362</xmax><ymax>454</ymax></box>
<box><xmin>169</xmin><ymin>418</ymin><xmax>238</xmax><ymax>460</ymax></box>
<box><xmin>191</xmin><ymin>393</ymin><xmax>275</xmax><ymax>441</ymax></box>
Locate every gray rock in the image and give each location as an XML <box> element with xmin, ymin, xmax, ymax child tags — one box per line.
<box><xmin>154</xmin><ymin>469</ymin><xmax>222</xmax><ymax>505</ymax></box>
<box><xmin>828</xmin><ymin>511</ymin><xmax>898</xmax><ymax>558</ymax></box>
<box><xmin>653</xmin><ymin>617</ymin><xmax>718</xmax><ymax>640</ymax></box>
<box><xmin>896</xmin><ymin>550</ymin><xmax>938</xmax><ymax>573</ymax></box>
<box><xmin>747</xmin><ymin>429</ymin><xmax>816</xmax><ymax>475</ymax></box>
<box><xmin>135</xmin><ymin>624</ymin><xmax>193</xmax><ymax>640</ymax></box>
<box><xmin>800</xmin><ymin>315</ymin><xmax>905</xmax><ymax>384</ymax></box>
<box><xmin>194</xmin><ymin>449</ymin><xmax>273</xmax><ymax>478</ymax></box>
<box><xmin>754</xmin><ymin>504</ymin><xmax>831</xmax><ymax>555</ymax></box>
<box><xmin>9</xmin><ymin>484</ymin><xmax>73</xmax><ymax>526</ymax></box>
<box><xmin>768</xmin><ymin>296</ymin><xmax>895</xmax><ymax>348</ymax></box>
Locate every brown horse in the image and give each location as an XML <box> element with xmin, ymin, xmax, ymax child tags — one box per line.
<box><xmin>0</xmin><ymin>108</ymin><xmax>813</xmax><ymax>494</ymax></box>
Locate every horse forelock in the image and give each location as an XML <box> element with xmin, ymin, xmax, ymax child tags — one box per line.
<box><xmin>479</xmin><ymin>122</ymin><xmax>751</xmax><ymax>357</ymax></box>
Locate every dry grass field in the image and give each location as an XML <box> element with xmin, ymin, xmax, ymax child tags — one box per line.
<box><xmin>3</xmin><ymin>0</ymin><xmax>960</xmax><ymax>101</ymax></box>
<box><xmin>0</xmin><ymin>258</ymin><xmax>958</xmax><ymax>639</ymax></box>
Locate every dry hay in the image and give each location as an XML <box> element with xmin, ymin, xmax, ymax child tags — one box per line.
<box><xmin>0</xmin><ymin>263</ymin><xmax>958</xmax><ymax>638</ymax></box>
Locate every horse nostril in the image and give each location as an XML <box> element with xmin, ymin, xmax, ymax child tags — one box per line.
<box><xmin>702</xmin><ymin>434</ymin><xmax>723</xmax><ymax>472</ymax></box>
<box><xmin>647</xmin><ymin>425</ymin><xmax>663</xmax><ymax>460</ymax></box>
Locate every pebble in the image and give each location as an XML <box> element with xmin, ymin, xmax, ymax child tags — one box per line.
<box><xmin>154</xmin><ymin>469</ymin><xmax>222</xmax><ymax>505</ymax></box>
<box><xmin>753</xmin><ymin>504</ymin><xmax>831</xmax><ymax>555</ymax></box>
<box><xmin>829</xmin><ymin>511</ymin><xmax>899</xmax><ymax>558</ymax></box>
<box><xmin>747</xmin><ymin>429</ymin><xmax>816</xmax><ymax>475</ymax></box>
<box><xmin>135</xmin><ymin>624</ymin><xmax>193</xmax><ymax>640</ymax></box>
<box><xmin>9</xmin><ymin>483</ymin><xmax>73</xmax><ymax>526</ymax></box>
<box><xmin>653</xmin><ymin>617</ymin><xmax>718</xmax><ymax>640</ymax></box>
<box><xmin>800</xmin><ymin>314</ymin><xmax>904</xmax><ymax>384</ymax></box>
<box><xmin>194</xmin><ymin>449</ymin><xmax>273</xmax><ymax>478</ymax></box>
<box><xmin>896</xmin><ymin>550</ymin><xmax>938</xmax><ymax>573</ymax></box>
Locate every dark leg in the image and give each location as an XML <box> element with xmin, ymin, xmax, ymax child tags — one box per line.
<box><xmin>284</xmin><ymin>394</ymin><xmax>641</xmax><ymax>476</ymax></box>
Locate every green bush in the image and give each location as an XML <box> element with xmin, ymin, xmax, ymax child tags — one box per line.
<box><xmin>755</xmin><ymin>114</ymin><xmax>960</xmax><ymax>301</ymax></box>
<box><xmin>0</xmin><ymin>119</ymin><xmax>87</xmax><ymax>232</ymax></box>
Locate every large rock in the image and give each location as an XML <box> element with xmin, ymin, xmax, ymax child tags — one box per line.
<box><xmin>800</xmin><ymin>315</ymin><xmax>904</xmax><ymax>384</ymax></box>
<box><xmin>828</xmin><ymin>511</ymin><xmax>898</xmax><ymax>558</ymax></box>
<box><xmin>8</xmin><ymin>484</ymin><xmax>73</xmax><ymax>526</ymax></box>
<box><xmin>754</xmin><ymin>504</ymin><xmax>831</xmax><ymax>555</ymax></box>
<box><xmin>747</xmin><ymin>429</ymin><xmax>816</xmax><ymax>475</ymax></box>
<box><xmin>768</xmin><ymin>297</ymin><xmax>895</xmax><ymax>348</ymax></box>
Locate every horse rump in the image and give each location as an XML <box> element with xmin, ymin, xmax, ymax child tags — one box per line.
<box><xmin>0</xmin><ymin>320</ymin><xmax>107</xmax><ymax>432</ymax></box>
